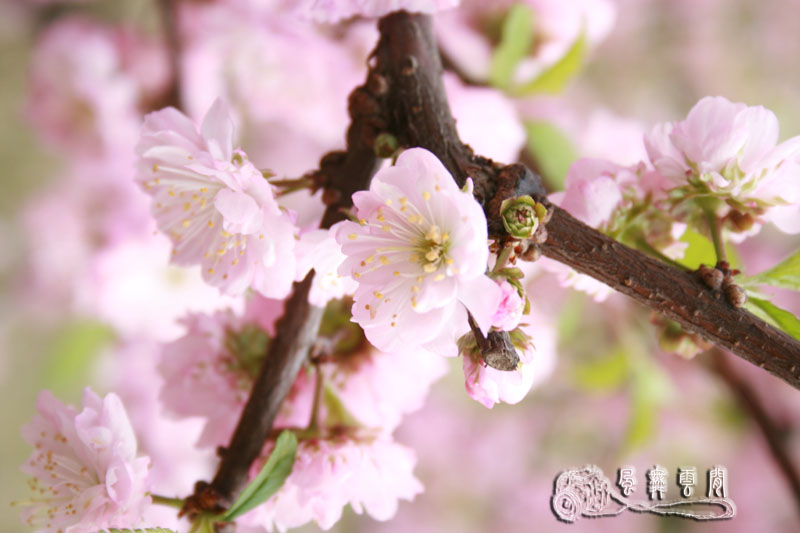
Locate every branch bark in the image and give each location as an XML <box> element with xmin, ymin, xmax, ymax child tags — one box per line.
<box><xmin>376</xmin><ymin>12</ymin><xmax>800</xmax><ymax>389</ymax></box>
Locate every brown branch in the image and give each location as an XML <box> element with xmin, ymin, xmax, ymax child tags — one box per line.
<box><xmin>156</xmin><ymin>0</ymin><xmax>183</xmax><ymax>111</ymax></box>
<box><xmin>375</xmin><ymin>12</ymin><xmax>800</xmax><ymax>389</ymax></box>
<box><xmin>540</xmin><ymin>206</ymin><xmax>800</xmax><ymax>389</ymax></box>
<box><xmin>709</xmin><ymin>350</ymin><xmax>800</xmax><ymax>512</ymax></box>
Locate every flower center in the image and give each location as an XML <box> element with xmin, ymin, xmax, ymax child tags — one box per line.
<box><xmin>416</xmin><ymin>224</ymin><xmax>451</xmax><ymax>274</ymax></box>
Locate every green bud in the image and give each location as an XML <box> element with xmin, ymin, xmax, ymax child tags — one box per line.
<box><xmin>500</xmin><ymin>195</ymin><xmax>547</xmax><ymax>239</ymax></box>
<box><xmin>224</xmin><ymin>324</ymin><xmax>270</xmax><ymax>378</ymax></box>
<box><xmin>374</xmin><ymin>132</ymin><xmax>399</xmax><ymax>158</ymax></box>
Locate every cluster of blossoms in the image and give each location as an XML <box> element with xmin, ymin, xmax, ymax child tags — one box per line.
<box><xmin>18</xmin><ymin>389</ymin><xmax>151</xmax><ymax>532</ymax></box>
<box><xmin>159</xmin><ymin>291</ymin><xmax>446</xmax><ymax>530</ymax></box>
<box><xmin>18</xmin><ymin>0</ymin><xmax>800</xmax><ymax>531</ymax></box>
<box><xmin>553</xmin><ymin>96</ymin><xmax>800</xmax><ymax>292</ymax></box>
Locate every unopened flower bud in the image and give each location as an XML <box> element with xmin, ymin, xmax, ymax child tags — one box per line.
<box><xmin>726</xmin><ymin>210</ymin><xmax>756</xmax><ymax>232</ymax></box>
<box><xmin>500</xmin><ymin>195</ymin><xmax>547</xmax><ymax>239</ymax></box>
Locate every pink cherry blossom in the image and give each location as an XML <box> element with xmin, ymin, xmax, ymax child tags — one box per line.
<box><xmin>136</xmin><ymin>99</ymin><xmax>298</xmax><ymax>297</ymax></box>
<box><xmin>159</xmin><ymin>297</ymin><xmax>314</xmax><ymax>448</ymax></box>
<box><xmin>334</xmin><ymin>148</ymin><xmax>502</xmax><ymax>356</ymax></box>
<box><xmin>491</xmin><ymin>280</ymin><xmax>525</xmax><ymax>331</ymax></box>
<box><xmin>242</xmin><ymin>434</ymin><xmax>423</xmax><ymax>531</ymax></box>
<box><xmin>18</xmin><ymin>389</ymin><xmax>151</xmax><ymax>532</ymax></box>
<box><xmin>294</xmin><ymin>0</ymin><xmax>459</xmax><ymax>23</ymax></box>
<box><xmin>552</xmin><ymin>158</ymin><xmax>627</xmax><ymax>228</ymax></box>
<box><xmin>644</xmin><ymin>96</ymin><xmax>800</xmax><ymax>232</ymax></box>
<box><xmin>323</xmin><ymin>345</ymin><xmax>448</xmax><ymax>431</ymax></box>
<box><xmin>295</xmin><ymin>229</ymin><xmax>358</xmax><ymax>307</ymax></box>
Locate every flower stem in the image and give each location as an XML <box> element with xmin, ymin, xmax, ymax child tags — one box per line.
<box><xmin>151</xmin><ymin>494</ymin><xmax>185</xmax><ymax>509</ymax></box>
<box><xmin>269</xmin><ymin>176</ymin><xmax>315</xmax><ymax>195</ymax></box>
<box><xmin>704</xmin><ymin>208</ymin><xmax>728</xmax><ymax>265</ymax></box>
<box><xmin>492</xmin><ymin>244</ymin><xmax>513</xmax><ymax>274</ymax></box>
<box><xmin>306</xmin><ymin>365</ymin><xmax>325</xmax><ymax>432</ymax></box>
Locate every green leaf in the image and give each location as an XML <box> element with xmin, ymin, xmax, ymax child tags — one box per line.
<box><xmin>744</xmin><ymin>249</ymin><xmax>800</xmax><ymax>291</ymax></box>
<box><xmin>489</xmin><ymin>4</ymin><xmax>535</xmax><ymax>89</ymax></box>
<box><xmin>512</xmin><ymin>31</ymin><xmax>586</xmax><ymax>95</ymax></box>
<box><xmin>524</xmin><ymin>121</ymin><xmax>577</xmax><ymax>190</ymax></box>
<box><xmin>572</xmin><ymin>348</ymin><xmax>629</xmax><ymax>391</ymax></box>
<box><xmin>42</xmin><ymin>320</ymin><xmax>115</xmax><ymax>398</ymax></box>
<box><xmin>745</xmin><ymin>298</ymin><xmax>800</xmax><ymax>342</ymax></box>
<box><xmin>220</xmin><ymin>430</ymin><xmax>297</xmax><ymax>521</ymax></box>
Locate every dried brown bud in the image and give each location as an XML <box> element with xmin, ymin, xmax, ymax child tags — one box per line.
<box><xmin>520</xmin><ymin>243</ymin><xmax>541</xmax><ymax>262</ymax></box>
<box><xmin>722</xmin><ymin>278</ymin><xmax>747</xmax><ymax>307</ymax></box>
<box><xmin>698</xmin><ymin>264</ymin><xmax>724</xmax><ymax>291</ymax></box>
<box><xmin>482</xmin><ymin>331</ymin><xmax>520</xmax><ymax>371</ymax></box>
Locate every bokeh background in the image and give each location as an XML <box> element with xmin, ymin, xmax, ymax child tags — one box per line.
<box><xmin>2</xmin><ymin>0</ymin><xmax>800</xmax><ymax>532</ymax></box>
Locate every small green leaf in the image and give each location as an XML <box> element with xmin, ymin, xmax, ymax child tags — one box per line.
<box><xmin>744</xmin><ymin>249</ymin><xmax>800</xmax><ymax>291</ymax></box>
<box><xmin>489</xmin><ymin>3</ymin><xmax>535</xmax><ymax>89</ymax></box>
<box><xmin>220</xmin><ymin>430</ymin><xmax>297</xmax><ymax>521</ymax></box>
<box><xmin>745</xmin><ymin>298</ymin><xmax>800</xmax><ymax>342</ymax></box>
<box><xmin>512</xmin><ymin>31</ymin><xmax>586</xmax><ymax>95</ymax></box>
<box><xmin>524</xmin><ymin>121</ymin><xmax>577</xmax><ymax>191</ymax></box>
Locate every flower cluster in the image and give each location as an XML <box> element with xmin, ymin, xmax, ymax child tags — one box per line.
<box><xmin>136</xmin><ymin>100</ymin><xmax>298</xmax><ymax>298</ymax></box>
<box><xmin>645</xmin><ymin>96</ymin><xmax>800</xmax><ymax>234</ymax></box>
<box><xmin>18</xmin><ymin>389</ymin><xmax>151</xmax><ymax>533</ymax></box>
<box><xmin>157</xmin><ymin>292</ymin><xmax>447</xmax><ymax>529</ymax></box>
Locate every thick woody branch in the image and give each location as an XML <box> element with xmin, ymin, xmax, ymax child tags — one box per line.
<box><xmin>540</xmin><ymin>207</ymin><xmax>800</xmax><ymax>389</ymax></box>
<box><xmin>377</xmin><ymin>12</ymin><xmax>800</xmax><ymax>389</ymax></box>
